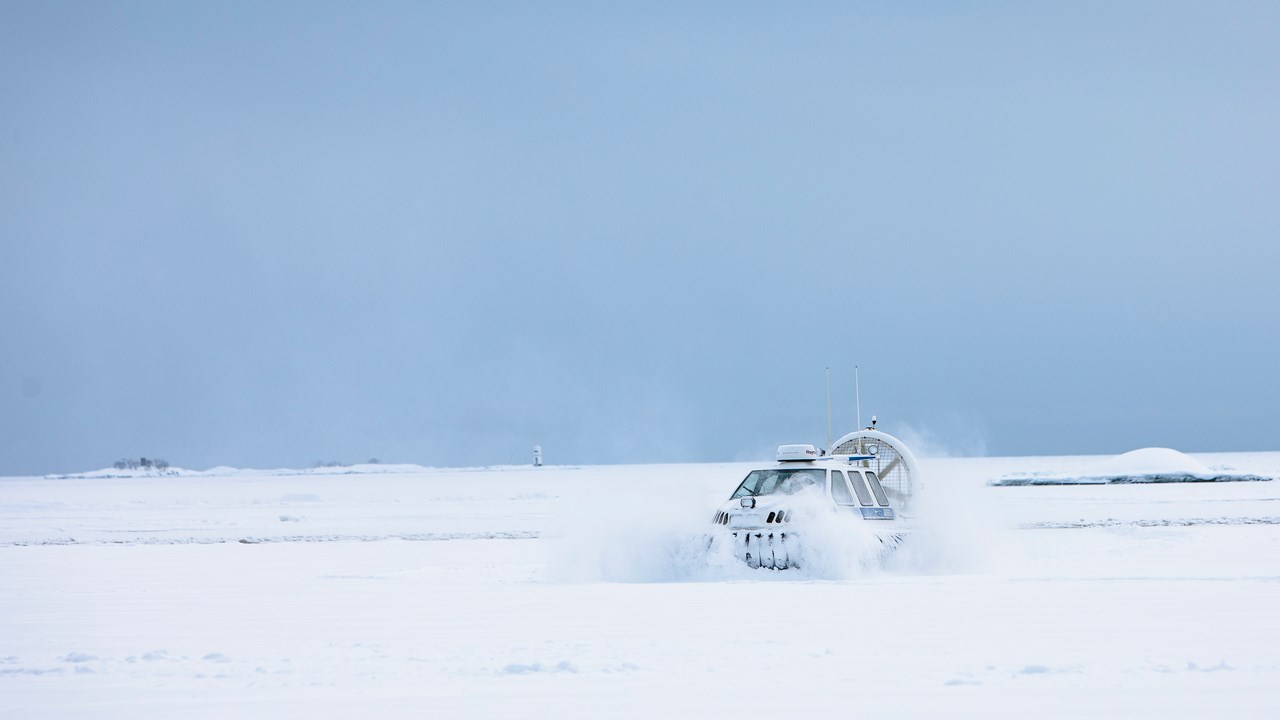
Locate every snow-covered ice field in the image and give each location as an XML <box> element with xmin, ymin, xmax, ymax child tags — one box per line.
<box><xmin>3</xmin><ymin>452</ymin><xmax>1279</xmax><ymax>718</ymax></box>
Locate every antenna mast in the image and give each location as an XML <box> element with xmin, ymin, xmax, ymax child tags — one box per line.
<box><xmin>855</xmin><ymin>365</ymin><xmax>862</xmax><ymax>429</ymax></box>
<box><xmin>825</xmin><ymin>366</ymin><xmax>832</xmax><ymax>452</ymax></box>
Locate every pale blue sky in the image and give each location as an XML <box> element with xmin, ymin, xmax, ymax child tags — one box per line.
<box><xmin>2</xmin><ymin>2</ymin><xmax>1277</xmax><ymax>474</ymax></box>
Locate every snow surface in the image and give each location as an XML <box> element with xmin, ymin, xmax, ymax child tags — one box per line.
<box><xmin>2</xmin><ymin>452</ymin><xmax>1279</xmax><ymax>717</ymax></box>
<box><xmin>991</xmin><ymin>447</ymin><xmax>1272</xmax><ymax>485</ymax></box>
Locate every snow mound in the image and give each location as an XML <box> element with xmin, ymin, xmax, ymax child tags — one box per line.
<box><xmin>49</xmin><ymin>467</ymin><xmax>187</xmax><ymax>480</ymax></box>
<box><xmin>991</xmin><ymin>448</ymin><xmax>1272</xmax><ymax>486</ymax></box>
<box><xmin>1089</xmin><ymin>448</ymin><xmax>1214</xmax><ymax>477</ymax></box>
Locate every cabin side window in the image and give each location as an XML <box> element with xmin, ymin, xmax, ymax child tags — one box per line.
<box><xmin>848</xmin><ymin>470</ymin><xmax>874</xmax><ymax>506</ymax></box>
<box><xmin>830</xmin><ymin>470</ymin><xmax>856</xmax><ymax>506</ymax></box>
<box><xmin>865</xmin><ymin>471</ymin><xmax>890</xmax><ymax>507</ymax></box>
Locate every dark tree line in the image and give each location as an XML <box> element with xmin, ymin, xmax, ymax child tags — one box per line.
<box><xmin>113</xmin><ymin>457</ymin><xmax>170</xmax><ymax>471</ymax></box>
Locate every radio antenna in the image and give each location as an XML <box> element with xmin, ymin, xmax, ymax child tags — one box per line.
<box><xmin>855</xmin><ymin>365</ymin><xmax>862</xmax><ymax>430</ymax></box>
<box><xmin>825</xmin><ymin>366</ymin><xmax>832</xmax><ymax>452</ymax></box>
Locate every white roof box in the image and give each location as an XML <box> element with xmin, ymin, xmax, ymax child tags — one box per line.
<box><xmin>777</xmin><ymin>444</ymin><xmax>820</xmax><ymax>462</ymax></box>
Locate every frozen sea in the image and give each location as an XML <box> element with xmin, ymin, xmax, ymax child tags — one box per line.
<box><xmin>2</xmin><ymin>452</ymin><xmax>1279</xmax><ymax>718</ymax></box>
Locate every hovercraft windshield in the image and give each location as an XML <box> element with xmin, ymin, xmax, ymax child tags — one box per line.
<box><xmin>730</xmin><ymin>468</ymin><xmax>824</xmax><ymax>499</ymax></box>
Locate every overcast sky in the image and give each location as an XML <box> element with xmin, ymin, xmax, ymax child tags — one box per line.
<box><xmin>2</xmin><ymin>2</ymin><xmax>1277</xmax><ymax>475</ymax></box>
